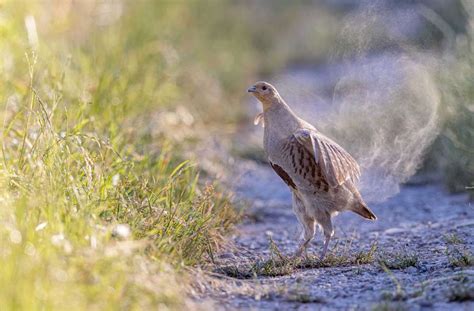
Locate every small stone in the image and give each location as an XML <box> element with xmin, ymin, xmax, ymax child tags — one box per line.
<box><xmin>406</xmin><ymin>267</ymin><xmax>417</xmax><ymax>274</ymax></box>
<box><xmin>418</xmin><ymin>299</ymin><xmax>433</xmax><ymax>307</ymax></box>
<box><xmin>219</xmin><ymin>252</ymin><xmax>235</xmax><ymax>259</ymax></box>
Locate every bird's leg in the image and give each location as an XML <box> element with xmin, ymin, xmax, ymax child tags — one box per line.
<box><xmin>295</xmin><ymin>225</ymin><xmax>315</xmax><ymax>258</ymax></box>
<box><xmin>292</xmin><ymin>193</ymin><xmax>315</xmax><ymax>258</ymax></box>
<box><xmin>321</xmin><ymin>234</ymin><xmax>332</xmax><ymax>260</ymax></box>
<box><xmin>318</xmin><ymin>214</ymin><xmax>334</xmax><ymax>261</ymax></box>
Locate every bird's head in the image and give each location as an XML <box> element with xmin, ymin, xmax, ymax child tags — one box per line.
<box><xmin>247</xmin><ymin>81</ymin><xmax>281</xmax><ymax>109</ymax></box>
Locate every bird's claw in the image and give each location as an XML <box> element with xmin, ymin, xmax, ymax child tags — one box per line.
<box><xmin>293</xmin><ymin>246</ymin><xmax>309</xmax><ymax>260</ymax></box>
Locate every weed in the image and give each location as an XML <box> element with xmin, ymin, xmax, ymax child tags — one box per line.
<box><xmin>447</xmin><ymin>276</ymin><xmax>474</xmax><ymax>302</ymax></box>
<box><xmin>379</xmin><ymin>263</ymin><xmax>406</xmax><ymax>301</ymax></box>
<box><xmin>378</xmin><ymin>251</ymin><xmax>418</xmax><ymax>270</ymax></box>
<box><xmin>444</xmin><ymin>233</ymin><xmax>464</xmax><ymax>245</ymax></box>
<box><xmin>278</xmin><ymin>289</ymin><xmax>325</xmax><ymax>304</ymax></box>
<box><xmin>371</xmin><ymin>302</ymin><xmax>408</xmax><ymax>311</ymax></box>
<box><xmin>217</xmin><ymin>241</ymin><xmax>378</xmax><ymax>278</ymax></box>
<box><xmin>447</xmin><ymin>247</ymin><xmax>474</xmax><ymax>268</ymax></box>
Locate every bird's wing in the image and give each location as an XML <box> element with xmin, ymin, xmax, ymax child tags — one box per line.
<box><xmin>293</xmin><ymin>128</ymin><xmax>360</xmax><ymax>187</ymax></box>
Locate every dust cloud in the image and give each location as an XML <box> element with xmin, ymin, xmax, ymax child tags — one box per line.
<box><xmin>271</xmin><ymin>2</ymin><xmax>443</xmax><ymax>203</ymax></box>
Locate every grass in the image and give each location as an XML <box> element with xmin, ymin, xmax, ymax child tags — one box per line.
<box><xmin>447</xmin><ymin>276</ymin><xmax>474</xmax><ymax>302</ymax></box>
<box><xmin>371</xmin><ymin>302</ymin><xmax>408</xmax><ymax>311</ymax></box>
<box><xmin>448</xmin><ymin>285</ymin><xmax>474</xmax><ymax>302</ymax></box>
<box><xmin>378</xmin><ymin>251</ymin><xmax>419</xmax><ymax>270</ymax></box>
<box><xmin>447</xmin><ymin>247</ymin><xmax>474</xmax><ymax>268</ymax></box>
<box><xmin>275</xmin><ymin>282</ymin><xmax>326</xmax><ymax>304</ymax></box>
<box><xmin>444</xmin><ymin>233</ymin><xmax>464</xmax><ymax>245</ymax></box>
<box><xmin>444</xmin><ymin>235</ymin><xmax>474</xmax><ymax>268</ymax></box>
<box><xmin>0</xmin><ymin>62</ymin><xmax>236</xmax><ymax>308</ymax></box>
<box><xmin>379</xmin><ymin>263</ymin><xmax>407</xmax><ymax>302</ymax></box>
<box><xmin>216</xmin><ymin>239</ymin><xmax>378</xmax><ymax>278</ymax></box>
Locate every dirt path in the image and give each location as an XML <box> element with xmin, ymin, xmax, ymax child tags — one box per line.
<box><xmin>194</xmin><ymin>49</ymin><xmax>473</xmax><ymax>309</ymax></box>
<box><xmin>202</xmin><ymin>157</ymin><xmax>473</xmax><ymax>310</ymax></box>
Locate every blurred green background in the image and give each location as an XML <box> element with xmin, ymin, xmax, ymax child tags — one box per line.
<box><xmin>0</xmin><ymin>0</ymin><xmax>472</xmax><ymax>309</ymax></box>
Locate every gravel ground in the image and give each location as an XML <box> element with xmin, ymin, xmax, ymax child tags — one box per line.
<box><xmin>201</xmin><ymin>157</ymin><xmax>474</xmax><ymax>311</ymax></box>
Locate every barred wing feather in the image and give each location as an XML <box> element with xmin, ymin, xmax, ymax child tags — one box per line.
<box><xmin>294</xmin><ymin>129</ymin><xmax>361</xmax><ymax>187</ymax></box>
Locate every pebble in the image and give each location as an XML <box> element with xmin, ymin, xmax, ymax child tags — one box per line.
<box><xmin>406</xmin><ymin>267</ymin><xmax>417</xmax><ymax>274</ymax></box>
<box><xmin>418</xmin><ymin>299</ymin><xmax>433</xmax><ymax>307</ymax></box>
<box><xmin>219</xmin><ymin>252</ymin><xmax>235</xmax><ymax>259</ymax></box>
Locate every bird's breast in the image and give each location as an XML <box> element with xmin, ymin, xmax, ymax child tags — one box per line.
<box><xmin>264</xmin><ymin>133</ymin><xmax>288</xmax><ymax>163</ymax></box>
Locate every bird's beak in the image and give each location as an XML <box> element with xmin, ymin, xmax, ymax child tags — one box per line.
<box><xmin>247</xmin><ymin>85</ymin><xmax>257</xmax><ymax>93</ymax></box>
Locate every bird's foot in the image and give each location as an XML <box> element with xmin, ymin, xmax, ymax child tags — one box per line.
<box><xmin>292</xmin><ymin>247</ymin><xmax>310</xmax><ymax>261</ymax></box>
<box><xmin>292</xmin><ymin>248</ymin><xmax>305</xmax><ymax>259</ymax></box>
<box><xmin>319</xmin><ymin>235</ymin><xmax>331</xmax><ymax>261</ymax></box>
<box><xmin>319</xmin><ymin>246</ymin><xmax>329</xmax><ymax>261</ymax></box>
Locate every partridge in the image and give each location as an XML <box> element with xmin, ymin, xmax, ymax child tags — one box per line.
<box><xmin>248</xmin><ymin>81</ymin><xmax>376</xmax><ymax>258</ymax></box>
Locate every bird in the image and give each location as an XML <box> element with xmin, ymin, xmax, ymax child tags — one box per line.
<box><xmin>247</xmin><ymin>81</ymin><xmax>376</xmax><ymax>259</ymax></box>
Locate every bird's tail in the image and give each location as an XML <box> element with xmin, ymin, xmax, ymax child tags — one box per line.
<box><xmin>351</xmin><ymin>202</ymin><xmax>377</xmax><ymax>220</ymax></box>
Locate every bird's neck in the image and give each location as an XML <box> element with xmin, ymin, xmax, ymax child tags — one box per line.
<box><xmin>261</xmin><ymin>94</ymin><xmax>286</xmax><ymax>111</ymax></box>
<box><xmin>263</xmin><ymin>98</ymin><xmax>301</xmax><ymax>132</ymax></box>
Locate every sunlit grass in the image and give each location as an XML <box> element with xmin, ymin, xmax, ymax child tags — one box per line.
<box><xmin>0</xmin><ymin>1</ymin><xmax>252</xmax><ymax>308</ymax></box>
<box><xmin>0</xmin><ymin>56</ymin><xmax>236</xmax><ymax>309</ymax></box>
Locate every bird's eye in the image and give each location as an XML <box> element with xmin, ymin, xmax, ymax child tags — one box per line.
<box><xmin>262</xmin><ymin>86</ymin><xmax>267</xmax><ymax>91</ymax></box>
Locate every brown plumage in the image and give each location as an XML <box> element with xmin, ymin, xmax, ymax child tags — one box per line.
<box><xmin>248</xmin><ymin>81</ymin><xmax>376</xmax><ymax>258</ymax></box>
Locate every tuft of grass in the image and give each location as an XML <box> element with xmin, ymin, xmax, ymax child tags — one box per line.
<box><xmin>281</xmin><ymin>292</ymin><xmax>324</xmax><ymax>304</ymax></box>
<box><xmin>276</xmin><ymin>287</ymin><xmax>325</xmax><ymax>304</ymax></box>
<box><xmin>447</xmin><ymin>248</ymin><xmax>474</xmax><ymax>268</ymax></box>
<box><xmin>379</xmin><ymin>262</ymin><xmax>407</xmax><ymax>302</ymax></box>
<box><xmin>447</xmin><ymin>276</ymin><xmax>474</xmax><ymax>302</ymax></box>
<box><xmin>378</xmin><ymin>251</ymin><xmax>419</xmax><ymax>270</ymax></box>
<box><xmin>216</xmin><ymin>241</ymin><xmax>378</xmax><ymax>278</ymax></box>
<box><xmin>444</xmin><ymin>233</ymin><xmax>464</xmax><ymax>245</ymax></box>
<box><xmin>371</xmin><ymin>302</ymin><xmax>409</xmax><ymax>311</ymax></box>
<box><xmin>444</xmin><ymin>235</ymin><xmax>474</xmax><ymax>268</ymax></box>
